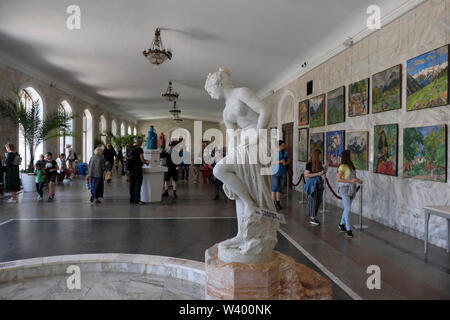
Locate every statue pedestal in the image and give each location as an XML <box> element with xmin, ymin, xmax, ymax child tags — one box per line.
<box><xmin>144</xmin><ymin>150</ymin><xmax>161</xmax><ymax>167</ymax></box>
<box><xmin>205</xmin><ymin>246</ymin><xmax>332</xmax><ymax>300</ymax></box>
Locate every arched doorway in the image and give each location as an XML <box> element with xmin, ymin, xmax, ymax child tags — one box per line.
<box><xmin>82</xmin><ymin>109</ymin><xmax>93</xmax><ymax>163</ymax></box>
<box><xmin>59</xmin><ymin>100</ymin><xmax>73</xmax><ymax>155</ymax></box>
<box><xmin>133</xmin><ymin>127</ymin><xmax>137</xmax><ymax>136</ymax></box>
<box><xmin>99</xmin><ymin>115</ymin><xmax>107</xmax><ymax>145</ymax></box>
<box><xmin>127</xmin><ymin>126</ymin><xmax>132</xmax><ymax>135</ymax></box>
<box><xmin>120</xmin><ymin>123</ymin><xmax>125</xmax><ymax>137</ymax></box>
<box><xmin>111</xmin><ymin>120</ymin><xmax>118</xmax><ymax>136</ymax></box>
<box><xmin>18</xmin><ymin>87</ymin><xmax>44</xmax><ymax>170</ymax></box>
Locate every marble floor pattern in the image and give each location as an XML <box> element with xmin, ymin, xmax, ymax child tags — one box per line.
<box><xmin>0</xmin><ymin>173</ymin><xmax>449</xmax><ymax>300</ymax></box>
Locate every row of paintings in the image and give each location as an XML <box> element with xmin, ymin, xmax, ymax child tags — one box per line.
<box><xmin>298</xmin><ymin>124</ymin><xmax>447</xmax><ymax>182</ymax></box>
<box><xmin>299</xmin><ymin>45</ymin><xmax>449</xmax><ymax>127</ymax></box>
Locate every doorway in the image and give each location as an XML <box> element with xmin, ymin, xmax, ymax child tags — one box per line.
<box><xmin>282</xmin><ymin>122</ymin><xmax>294</xmax><ymax>189</ymax></box>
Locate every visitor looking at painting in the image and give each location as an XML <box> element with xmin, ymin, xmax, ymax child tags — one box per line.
<box><xmin>337</xmin><ymin>150</ymin><xmax>363</xmax><ymax>239</ymax></box>
<box><xmin>304</xmin><ymin>149</ymin><xmax>328</xmax><ymax>226</ymax></box>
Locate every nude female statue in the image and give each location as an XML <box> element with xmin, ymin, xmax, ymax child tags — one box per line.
<box><xmin>205</xmin><ymin>68</ymin><xmax>279</xmax><ymax>264</ymax></box>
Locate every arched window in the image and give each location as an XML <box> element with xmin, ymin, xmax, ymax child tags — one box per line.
<box><xmin>59</xmin><ymin>101</ymin><xmax>73</xmax><ymax>155</ymax></box>
<box><xmin>19</xmin><ymin>87</ymin><xmax>43</xmax><ymax>170</ymax></box>
<box><xmin>133</xmin><ymin>127</ymin><xmax>137</xmax><ymax>136</ymax></box>
<box><xmin>120</xmin><ymin>123</ymin><xmax>125</xmax><ymax>137</ymax></box>
<box><xmin>82</xmin><ymin>109</ymin><xmax>93</xmax><ymax>162</ymax></box>
<box><xmin>111</xmin><ymin>120</ymin><xmax>118</xmax><ymax>136</ymax></box>
<box><xmin>99</xmin><ymin>115</ymin><xmax>107</xmax><ymax>144</ymax></box>
<box><xmin>128</xmin><ymin>126</ymin><xmax>132</xmax><ymax>135</ymax></box>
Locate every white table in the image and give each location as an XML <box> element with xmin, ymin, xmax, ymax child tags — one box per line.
<box><xmin>423</xmin><ymin>206</ymin><xmax>450</xmax><ymax>254</ymax></box>
<box><xmin>141</xmin><ymin>166</ymin><xmax>168</xmax><ymax>203</ymax></box>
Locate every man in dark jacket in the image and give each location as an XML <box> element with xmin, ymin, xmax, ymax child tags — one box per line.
<box><xmin>128</xmin><ymin>138</ymin><xmax>149</xmax><ymax>205</ymax></box>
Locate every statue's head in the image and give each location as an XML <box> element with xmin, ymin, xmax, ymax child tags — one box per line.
<box><xmin>205</xmin><ymin>68</ymin><xmax>232</xmax><ymax>100</ymax></box>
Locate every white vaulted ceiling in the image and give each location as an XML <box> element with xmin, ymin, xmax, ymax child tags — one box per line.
<box><xmin>0</xmin><ymin>0</ymin><xmax>421</xmax><ymax>122</ymax></box>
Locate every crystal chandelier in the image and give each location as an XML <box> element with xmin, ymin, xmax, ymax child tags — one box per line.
<box><xmin>143</xmin><ymin>28</ymin><xmax>172</xmax><ymax>67</ymax></box>
<box><xmin>169</xmin><ymin>101</ymin><xmax>182</xmax><ymax>121</ymax></box>
<box><xmin>161</xmin><ymin>81</ymin><xmax>179</xmax><ymax>102</ymax></box>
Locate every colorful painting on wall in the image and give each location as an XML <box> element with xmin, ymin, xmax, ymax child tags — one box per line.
<box><xmin>348</xmin><ymin>78</ymin><xmax>369</xmax><ymax>117</ymax></box>
<box><xmin>299</xmin><ymin>100</ymin><xmax>309</xmax><ymax>126</ymax></box>
<box><xmin>347</xmin><ymin>131</ymin><xmax>369</xmax><ymax>171</ymax></box>
<box><xmin>374</xmin><ymin>124</ymin><xmax>398</xmax><ymax>176</ymax></box>
<box><xmin>298</xmin><ymin>128</ymin><xmax>309</xmax><ymax>162</ymax></box>
<box><xmin>326</xmin><ymin>130</ymin><xmax>345</xmax><ymax>167</ymax></box>
<box><xmin>327</xmin><ymin>87</ymin><xmax>345</xmax><ymax>125</ymax></box>
<box><xmin>406</xmin><ymin>45</ymin><xmax>449</xmax><ymax>111</ymax></box>
<box><xmin>372</xmin><ymin>65</ymin><xmax>402</xmax><ymax>113</ymax></box>
<box><xmin>309</xmin><ymin>94</ymin><xmax>325</xmax><ymax>128</ymax></box>
<box><xmin>403</xmin><ymin>125</ymin><xmax>447</xmax><ymax>182</ymax></box>
<box><xmin>310</xmin><ymin>132</ymin><xmax>324</xmax><ymax>163</ymax></box>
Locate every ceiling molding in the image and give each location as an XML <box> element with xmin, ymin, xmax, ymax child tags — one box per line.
<box><xmin>257</xmin><ymin>0</ymin><xmax>427</xmax><ymax>99</ymax></box>
<box><xmin>0</xmin><ymin>51</ymin><xmax>136</xmax><ymax>122</ymax></box>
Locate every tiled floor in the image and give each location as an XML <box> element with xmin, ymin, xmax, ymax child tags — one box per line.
<box><xmin>0</xmin><ymin>174</ymin><xmax>448</xmax><ymax>300</ymax></box>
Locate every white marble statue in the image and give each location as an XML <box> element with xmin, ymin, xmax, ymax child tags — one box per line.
<box><xmin>205</xmin><ymin>68</ymin><xmax>279</xmax><ymax>264</ymax></box>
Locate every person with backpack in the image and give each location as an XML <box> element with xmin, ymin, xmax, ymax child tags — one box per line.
<box><xmin>337</xmin><ymin>149</ymin><xmax>363</xmax><ymax>239</ymax></box>
<box><xmin>162</xmin><ymin>141</ymin><xmax>180</xmax><ymax>198</ymax></box>
<box><xmin>271</xmin><ymin>140</ymin><xmax>291</xmax><ymax>211</ymax></box>
<box><xmin>4</xmin><ymin>143</ymin><xmax>21</xmax><ymax>203</ymax></box>
<box><xmin>127</xmin><ymin>138</ymin><xmax>149</xmax><ymax>205</ymax></box>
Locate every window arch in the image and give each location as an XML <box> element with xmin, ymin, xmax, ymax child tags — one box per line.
<box><xmin>120</xmin><ymin>122</ymin><xmax>125</xmax><ymax>136</ymax></box>
<box><xmin>59</xmin><ymin>100</ymin><xmax>73</xmax><ymax>155</ymax></box>
<box><xmin>111</xmin><ymin>120</ymin><xmax>118</xmax><ymax>136</ymax></box>
<box><xmin>19</xmin><ymin>87</ymin><xmax>44</xmax><ymax>170</ymax></box>
<box><xmin>127</xmin><ymin>125</ymin><xmax>132</xmax><ymax>135</ymax></box>
<box><xmin>99</xmin><ymin>115</ymin><xmax>107</xmax><ymax>144</ymax></box>
<box><xmin>82</xmin><ymin>109</ymin><xmax>93</xmax><ymax>162</ymax></box>
<box><xmin>133</xmin><ymin>127</ymin><xmax>137</xmax><ymax>136</ymax></box>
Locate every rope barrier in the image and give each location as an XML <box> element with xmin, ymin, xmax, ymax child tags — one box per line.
<box><xmin>324</xmin><ymin>177</ymin><xmax>361</xmax><ymax>200</ymax></box>
<box><xmin>292</xmin><ymin>173</ymin><xmax>306</xmax><ymax>187</ymax></box>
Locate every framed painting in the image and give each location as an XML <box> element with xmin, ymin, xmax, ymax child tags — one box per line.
<box><xmin>327</xmin><ymin>86</ymin><xmax>345</xmax><ymax>125</ymax></box>
<box><xmin>326</xmin><ymin>130</ymin><xmax>345</xmax><ymax>167</ymax></box>
<box><xmin>309</xmin><ymin>94</ymin><xmax>325</xmax><ymax>128</ymax></box>
<box><xmin>347</xmin><ymin>131</ymin><xmax>369</xmax><ymax>171</ymax></box>
<box><xmin>299</xmin><ymin>100</ymin><xmax>309</xmax><ymax>126</ymax></box>
<box><xmin>309</xmin><ymin>132</ymin><xmax>324</xmax><ymax>163</ymax></box>
<box><xmin>407</xmin><ymin>45</ymin><xmax>449</xmax><ymax>111</ymax></box>
<box><xmin>374</xmin><ymin>124</ymin><xmax>398</xmax><ymax>176</ymax></box>
<box><xmin>372</xmin><ymin>65</ymin><xmax>402</xmax><ymax>113</ymax></box>
<box><xmin>298</xmin><ymin>128</ymin><xmax>309</xmax><ymax>162</ymax></box>
<box><xmin>348</xmin><ymin>78</ymin><xmax>369</xmax><ymax>117</ymax></box>
<box><xmin>403</xmin><ymin>125</ymin><xmax>447</xmax><ymax>182</ymax></box>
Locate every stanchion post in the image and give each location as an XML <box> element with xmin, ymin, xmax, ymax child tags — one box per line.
<box><xmin>353</xmin><ymin>184</ymin><xmax>368</xmax><ymax>230</ymax></box>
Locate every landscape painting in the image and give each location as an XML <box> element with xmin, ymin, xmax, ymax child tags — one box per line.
<box><xmin>403</xmin><ymin>125</ymin><xmax>447</xmax><ymax>182</ymax></box>
<box><xmin>326</xmin><ymin>130</ymin><xmax>345</xmax><ymax>167</ymax></box>
<box><xmin>327</xmin><ymin>86</ymin><xmax>345</xmax><ymax>125</ymax></box>
<box><xmin>298</xmin><ymin>128</ymin><xmax>309</xmax><ymax>162</ymax></box>
<box><xmin>348</xmin><ymin>78</ymin><xmax>369</xmax><ymax>117</ymax></box>
<box><xmin>374</xmin><ymin>124</ymin><xmax>398</xmax><ymax>176</ymax></box>
<box><xmin>299</xmin><ymin>100</ymin><xmax>309</xmax><ymax>126</ymax></box>
<box><xmin>407</xmin><ymin>45</ymin><xmax>449</xmax><ymax>111</ymax></box>
<box><xmin>347</xmin><ymin>131</ymin><xmax>369</xmax><ymax>171</ymax></box>
<box><xmin>372</xmin><ymin>65</ymin><xmax>402</xmax><ymax>113</ymax></box>
<box><xmin>309</xmin><ymin>94</ymin><xmax>325</xmax><ymax>128</ymax></box>
<box><xmin>310</xmin><ymin>132</ymin><xmax>324</xmax><ymax>163</ymax></box>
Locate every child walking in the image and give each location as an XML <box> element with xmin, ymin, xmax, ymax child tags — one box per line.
<box><xmin>35</xmin><ymin>162</ymin><xmax>45</xmax><ymax>201</ymax></box>
<box><xmin>337</xmin><ymin>150</ymin><xmax>363</xmax><ymax>238</ymax></box>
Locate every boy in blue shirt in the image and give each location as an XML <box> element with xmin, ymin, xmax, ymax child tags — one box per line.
<box><xmin>272</xmin><ymin>140</ymin><xmax>290</xmax><ymax>211</ymax></box>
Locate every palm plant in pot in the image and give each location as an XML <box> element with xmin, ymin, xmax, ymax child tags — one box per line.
<box><xmin>0</xmin><ymin>89</ymin><xmax>77</xmax><ymax>192</ymax></box>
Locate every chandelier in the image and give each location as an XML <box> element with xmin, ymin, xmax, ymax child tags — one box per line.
<box><xmin>169</xmin><ymin>101</ymin><xmax>182</xmax><ymax>121</ymax></box>
<box><xmin>143</xmin><ymin>28</ymin><xmax>172</xmax><ymax>67</ymax></box>
<box><xmin>161</xmin><ymin>81</ymin><xmax>179</xmax><ymax>102</ymax></box>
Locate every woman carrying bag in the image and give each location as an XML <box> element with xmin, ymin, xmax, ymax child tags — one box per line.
<box><xmin>337</xmin><ymin>149</ymin><xmax>363</xmax><ymax>238</ymax></box>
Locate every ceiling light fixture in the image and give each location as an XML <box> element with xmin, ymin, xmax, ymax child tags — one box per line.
<box><xmin>161</xmin><ymin>81</ymin><xmax>179</xmax><ymax>102</ymax></box>
<box><xmin>143</xmin><ymin>28</ymin><xmax>172</xmax><ymax>67</ymax></box>
<box><xmin>169</xmin><ymin>101</ymin><xmax>182</xmax><ymax>121</ymax></box>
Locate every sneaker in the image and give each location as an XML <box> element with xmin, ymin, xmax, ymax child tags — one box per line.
<box><xmin>37</xmin><ymin>196</ymin><xmax>43</xmax><ymax>201</ymax></box>
<box><xmin>90</xmin><ymin>196</ymin><xmax>94</xmax><ymax>203</ymax></box>
<box><xmin>346</xmin><ymin>230</ymin><xmax>354</xmax><ymax>238</ymax></box>
<box><xmin>137</xmin><ymin>201</ymin><xmax>146</xmax><ymax>205</ymax></box>
<box><xmin>277</xmin><ymin>201</ymin><xmax>283</xmax><ymax>210</ymax></box>
<box><xmin>274</xmin><ymin>202</ymin><xmax>281</xmax><ymax>211</ymax></box>
<box><xmin>48</xmin><ymin>197</ymin><xmax>52</xmax><ymax>202</ymax></box>
<box><xmin>309</xmin><ymin>218</ymin><xmax>320</xmax><ymax>226</ymax></box>
<box><xmin>339</xmin><ymin>224</ymin><xmax>347</xmax><ymax>232</ymax></box>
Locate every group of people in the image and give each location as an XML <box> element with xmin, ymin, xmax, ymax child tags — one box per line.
<box><xmin>272</xmin><ymin>140</ymin><xmax>363</xmax><ymax>239</ymax></box>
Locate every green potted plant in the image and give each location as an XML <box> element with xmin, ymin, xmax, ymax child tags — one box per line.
<box><xmin>0</xmin><ymin>89</ymin><xmax>77</xmax><ymax>192</ymax></box>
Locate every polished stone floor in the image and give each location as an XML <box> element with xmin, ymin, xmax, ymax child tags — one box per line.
<box><xmin>0</xmin><ymin>174</ymin><xmax>449</xmax><ymax>300</ymax></box>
